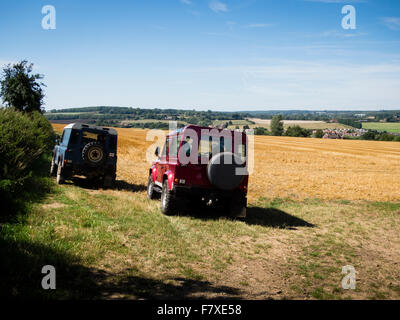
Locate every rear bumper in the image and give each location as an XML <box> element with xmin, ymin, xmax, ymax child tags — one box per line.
<box><xmin>174</xmin><ymin>185</ymin><xmax>247</xmax><ymax>217</ymax></box>
<box><xmin>174</xmin><ymin>185</ymin><xmax>246</xmax><ymax>200</ymax></box>
<box><xmin>63</xmin><ymin>163</ymin><xmax>116</xmax><ymax>178</ymax></box>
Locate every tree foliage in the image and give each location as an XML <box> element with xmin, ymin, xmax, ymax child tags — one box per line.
<box><xmin>337</xmin><ymin>118</ymin><xmax>362</xmax><ymax>129</ymax></box>
<box><xmin>315</xmin><ymin>129</ymin><xmax>324</xmax><ymax>138</ymax></box>
<box><xmin>270</xmin><ymin>115</ymin><xmax>284</xmax><ymax>136</ymax></box>
<box><xmin>254</xmin><ymin>127</ymin><xmax>270</xmax><ymax>136</ymax></box>
<box><xmin>0</xmin><ymin>109</ymin><xmax>55</xmax><ymax>198</ymax></box>
<box><xmin>284</xmin><ymin>125</ymin><xmax>312</xmax><ymax>137</ymax></box>
<box><xmin>0</xmin><ymin>60</ymin><xmax>45</xmax><ymax>112</ymax></box>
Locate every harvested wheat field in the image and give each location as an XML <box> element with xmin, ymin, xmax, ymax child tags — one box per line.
<box><xmin>53</xmin><ymin>124</ymin><xmax>400</xmax><ymax>203</ymax></box>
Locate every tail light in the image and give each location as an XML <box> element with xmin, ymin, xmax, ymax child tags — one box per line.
<box><xmin>239</xmin><ymin>184</ymin><xmax>248</xmax><ymax>194</ymax></box>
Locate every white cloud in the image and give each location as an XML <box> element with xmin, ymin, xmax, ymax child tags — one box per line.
<box><xmin>180</xmin><ymin>0</ymin><xmax>192</xmax><ymax>5</ymax></box>
<box><xmin>304</xmin><ymin>29</ymin><xmax>367</xmax><ymax>38</ymax></box>
<box><xmin>176</xmin><ymin>60</ymin><xmax>400</xmax><ymax>109</ymax></box>
<box><xmin>209</xmin><ymin>1</ymin><xmax>228</xmax><ymax>13</ymax></box>
<box><xmin>382</xmin><ymin>17</ymin><xmax>400</xmax><ymax>31</ymax></box>
<box><xmin>245</xmin><ymin>23</ymin><xmax>273</xmax><ymax>28</ymax></box>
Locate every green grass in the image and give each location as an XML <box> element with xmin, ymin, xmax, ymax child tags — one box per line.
<box><xmin>1</xmin><ymin>181</ymin><xmax>400</xmax><ymax>299</ymax></box>
<box><xmin>362</xmin><ymin>122</ymin><xmax>400</xmax><ymax>133</ymax></box>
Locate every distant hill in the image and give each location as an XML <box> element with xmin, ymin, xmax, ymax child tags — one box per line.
<box><xmin>44</xmin><ymin>106</ymin><xmax>250</xmax><ymax>128</ymax></box>
<box><xmin>44</xmin><ymin>106</ymin><xmax>400</xmax><ymax>129</ymax></box>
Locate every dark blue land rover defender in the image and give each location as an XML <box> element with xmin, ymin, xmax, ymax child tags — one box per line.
<box><xmin>50</xmin><ymin>123</ymin><xmax>118</xmax><ymax>187</ymax></box>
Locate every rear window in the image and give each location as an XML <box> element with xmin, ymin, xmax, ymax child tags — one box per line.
<box><xmin>199</xmin><ymin>135</ymin><xmax>232</xmax><ymax>157</ymax></box>
<box><xmin>82</xmin><ymin>131</ymin><xmax>99</xmax><ymax>140</ymax></box>
<box><xmin>81</xmin><ymin>130</ymin><xmax>107</xmax><ymax>145</ymax></box>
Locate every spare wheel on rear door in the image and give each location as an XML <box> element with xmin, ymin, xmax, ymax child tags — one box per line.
<box><xmin>82</xmin><ymin>141</ymin><xmax>105</xmax><ymax>167</ymax></box>
<box><xmin>207</xmin><ymin>152</ymin><xmax>245</xmax><ymax>191</ymax></box>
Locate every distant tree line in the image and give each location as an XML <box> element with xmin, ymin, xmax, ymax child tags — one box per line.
<box><xmin>122</xmin><ymin>122</ymin><xmax>186</xmax><ymax>130</ymax></box>
<box><xmin>247</xmin><ymin>110</ymin><xmax>400</xmax><ymax>123</ymax></box>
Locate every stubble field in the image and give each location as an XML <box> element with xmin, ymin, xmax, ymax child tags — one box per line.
<box><xmin>14</xmin><ymin>123</ymin><xmax>396</xmax><ymax>300</ymax></box>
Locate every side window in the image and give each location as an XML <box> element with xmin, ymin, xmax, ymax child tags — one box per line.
<box><xmin>161</xmin><ymin>138</ymin><xmax>168</xmax><ymax>158</ymax></box>
<box><xmin>61</xmin><ymin>129</ymin><xmax>71</xmax><ymax>145</ymax></box>
<box><xmin>168</xmin><ymin>136</ymin><xmax>181</xmax><ymax>158</ymax></box>
<box><xmin>180</xmin><ymin>137</ymin><xmax>193</xmax><ymax>157</ymax></box>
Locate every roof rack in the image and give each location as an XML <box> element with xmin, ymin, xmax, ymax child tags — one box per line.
<box><xmin>64</xmin><ymin>123</ymin><xmax>118</xmax><ymax>135</ymax></box>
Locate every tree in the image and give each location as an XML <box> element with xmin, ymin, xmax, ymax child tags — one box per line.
<box><xmin>285</xmin><ymin>125</ymin><xmax>311</xmax><ymax>138</ymax></box>
<box><xmin>315</xmin><ymin>129</ymin><xmax>324</xmax><ymax>138</ymax></box>
<box><xmin>270</xmin><ymin>115</ymin><xmax>284</xmax><ymax>136</ymax></box>
<box><xmin>254</xmin><ymin>127</ymin><xmax>269</xmax><ymax>136</ymax></box>
<box><xmin>0</xmin><ymin>60</ymin><xmax>45</xmax><ymax>113</ymax></box>
<box><xmin>362</xmin><ymin>130</ymin><xmax>377</xmax><ymax>141</ymax></box>
<box><xmin>243</xmin><ymin>125</ymin><xmax>250</xmax><ymax>130</ymax></box>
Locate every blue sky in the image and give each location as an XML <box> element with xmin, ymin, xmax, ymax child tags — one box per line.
<box><xmin>0</xmin><ymin>0</ymin><xmax>399</xmax><ymax>111</ymax></box>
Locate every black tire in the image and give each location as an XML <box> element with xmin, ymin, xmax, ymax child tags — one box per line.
<box><xmin>103</xmin><ymin>174</ymin><xmax>115</xmax><ymax>188</ymax></box>
<box><xmin>56</xmin><ymin>164</ymin><xmax>65</xmax><ymax>184</ymax></box>
<box><xmin>82</xmin><ymin>142</ymin><xmax>105</xmax><ymax>167</ymax></box>
<box><xmin>147</xmin><ymin>174</ymin><xmax>157</xmax><ymax>199</ymax></box>
<box><xmin>207</xmin><ymin>152</ymin><xmax>246</xmax><ymax>191</ymax></box>
<box><xmin>50</xmin><ymin>156</ymin><xmax>57</xmax><ymax>176</ymax></box>
<box><xmin>161</xmin><ymin>180</ymin><xmax>176</xmax><ymax>215</ymax></box>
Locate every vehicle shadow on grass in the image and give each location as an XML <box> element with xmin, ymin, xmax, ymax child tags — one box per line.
<box><xmin>245</xmin><ymin>207</ymin><xmax>314</xmax><ymax>229</ymax></box>
<box><xmin>114</xmin><ymin>180</ymin><xmax>147</xmax><ymax>193</ymax></box>
<box><xmin>66</xmin><ymin>177</ymin><xmax>147</xmax><ymax>193</ymax></box>
<box><xmin>0</xmin><ymin>237</ymin><xmax>241</xmax><ymax>299</ymax></box>
<box><xmin>177</xmin><ymin>205</ymin><xmax>314</xmax><ymax>229</ymax></box>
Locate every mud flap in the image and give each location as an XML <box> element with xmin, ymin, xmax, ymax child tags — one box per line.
<box><xmin>230</xmin><ymin>205</ymin><xmax>247</xmax><ymax>218</ymax></box>
<box><xmin>229</xmin><ymin>196</ymin><xmax>247</xmax><ymax>218</ymax></box>
<box><xmin>103</xmin><ymin>175</ymin><xmax>115</xmax><ymax>188</ymax></box>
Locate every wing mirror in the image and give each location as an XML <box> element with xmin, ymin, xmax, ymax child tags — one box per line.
<box><xmin>155</xmin><ymin>146</ymin><xmax>160</xmax><ymax>157</ymax></box>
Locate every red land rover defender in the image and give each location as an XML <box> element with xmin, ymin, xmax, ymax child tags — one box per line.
<box><xmin>147</xmin><ymin>125</ymin><xmax>249</xmax><ymax>217</ymax></box>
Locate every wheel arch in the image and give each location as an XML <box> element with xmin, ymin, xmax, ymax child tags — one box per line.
<box><xmin>163</xmin><ymin>170</ymin><xmax>174</xmax><ymax>190</ymax></box>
